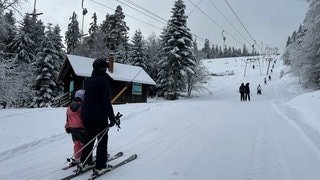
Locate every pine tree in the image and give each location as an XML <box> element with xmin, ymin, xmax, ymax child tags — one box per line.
<box><xmin>9</xmin><ymin>30</ymin><xmax>35</xmax><ymax>64</ymax></box>
<box><xmin>298</xmin><ymin>0</ymin><xmax>320</xmax><ymax>87</ymax></box>
<box><xmin>157</xmin><ymin>26</ymin><xmax>171</xmax><ymax>97</ymax></box>
<box><xmin>65</xmin><ymin>11</ymin><xmax>81</xmax><ymax>54</ymax></box>
<box><xmin>202</xmin><ymin>39</ymin><xmax>211</xmax><ymax>58</ymax></box>
<box><xmin>282</xmin><ymin>0</ymin><xmax>320</xmax><ymax>87</ymax></box>
<box><xmin>193</xmin><ymin>38</ymin><xmax>202</xmax><ymax>60</ymax></box>
<box><xmin>145</xmin><ymin>32</ymin><xmax>161</xmax><ymax>97</ymax></box>
<box><xmin>0</xmin><ymin>56</ymin><xmax>16</xmax><ymax>104</ymax></box>
<box><xmin>210</xmin><ymin>44</ymin><xmax>216</xmax><ymax>58</ymax></box>
<box><xmin>20</xmin><ymin>15</ymin><xmax>45</xmax><ymax>54</ymax></box>
<box><xmin>52</xmin><ymin>24</ymin><xmax>65</xmax><ymax>96</ymax></box>
<box><xmin>32</xmin><ymin>25</ymin><xmax>59</xmax><ymax>107</ymax></box>
<box><xmin>87</xmin><ymin>12</ymin><xmax>99</xmax><ymax>50</ymax></box>
<box><xmin>33</xmin><ymin>19</ymin><xmax>45</xmax><ymax>52</ymax></box>
<box><xmin>106</xmin><ymin>6</ymin><xmax>129</xmax><ymax>52</ymax></box>
<box><xmin>116</xmin><ymin>34</ymin><xmax>130</xmax><ymax>63</ymax></box>
<box><xmin>242</xmin><ymin>44</ymin><xmax>249</xmax><ymax>56</ymax></box>
<box><xmin>286</xmin><ymin>36</ymin><xmax>291</xmax><ymax>47</ymax></box>
<box><xmin>128</xmin><ymin>29</ymin><xmax>147</xmax><ymax>69</ymax></box>
<box><xmin>100</xmin><ymin>13</ymin><xmax>111</xmax><ymax>48</ymax></box>
<box><xmin>157</xmin><ymin>0</ymin><xmax>196</xmax><ymax>99</ymax></box>
<box><xmin>52</xmin><ymin>25</ymin><xmax>65</xmax><ymax>67</ymax></box>
<box><xmin>2</xmin><ymin>10</ymin><xmax>17</xmax><ymax>52</ymax></box>
<box><xmin>8</xmin><ymin>29</ymin><xmax>36</xmax><ymax>107</ymax></box>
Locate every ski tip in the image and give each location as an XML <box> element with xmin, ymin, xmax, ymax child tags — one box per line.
<box><xmin>118</xmin><ymin>152</ymin><xmax>124</xmax><ymax>156</ymax></box>
<box><xmin>132</xmin><ymin>154</ymin><xmax>138</xmax><ymax>158</ymax></box>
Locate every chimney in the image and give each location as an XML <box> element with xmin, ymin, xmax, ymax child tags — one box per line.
<box><xmin>108</xmin><ymin>53</ymin><xmax>115</xmax><ymax>73</ymax></box>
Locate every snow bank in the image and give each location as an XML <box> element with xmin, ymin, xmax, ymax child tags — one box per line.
<box><xmin>286</xmin><ymin>90</ymin><xmax>320</xmax><ymax>128</ymax></box>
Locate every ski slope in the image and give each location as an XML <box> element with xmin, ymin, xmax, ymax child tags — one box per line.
<box><xmin>1</xmin><ymin>56</ymin><xmax>320</xmax><ymax>180</ymax></box>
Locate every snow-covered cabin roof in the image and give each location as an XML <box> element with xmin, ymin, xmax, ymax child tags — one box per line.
<box><xmin>67</xmin><ymin>54</ymin><xmax>156</xmax><ymax>85</ymax></box>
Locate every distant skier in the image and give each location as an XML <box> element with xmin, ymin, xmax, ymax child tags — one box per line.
<box><xmin>269</xmin><ymin>75</ymin><xmax>271</xmax><ymax>80</ymax></box>
<box><xmin>65</xmin><ymin>89</ymin><xmax>86</xmax><ymax>166</ymax></box>
<box><xmin>257</xmin><ymin>85</ymin><xmax>262</xmax><ymax>95</ymax></box>
<box><xmin>264</xmin><ymin>77</ymin><xmax>267</xmax><ymax>85</ymax></box>
<box><xmin>239</xmin><ymin>83</ymin><xmax>245</xmax><ymax>101</ymax></box>
<box><xmin>245</xmin><ymin>83</ymin><xmax>251</xmax><ymax>101</ymax></box>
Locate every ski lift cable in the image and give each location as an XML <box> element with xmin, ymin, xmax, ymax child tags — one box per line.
<box><xmin>88</xmin><ymin>0</ymin><xmax>204</xmax><ymax>64</ymax></box>
<box><xmin>117</xmin><ymin>0</ymin><xmax>207</xmax><ymax>42</ymax></box>
<box><xmin>188</xmin><ymin>0</ymin><xmax>203</xmax><ymax>16</ymax></box>
<box><xmin>114</xmin><ymin>0</ymin><xmax>208</xmax><ymax>43</ymax></box>
<box><xmin>88</xmin><ymin>0</ymin><xmax>163</xmax><ymax>30</ymax></box>
<box><xmin>121</xmin><ymin>0</ymin><xmax>168</xmax><ymax>23</ymax></box>
<box><xmin>207</xmin><ymin>0</ymin><xmax>252</xmax><ymax>46</ymax></box>
<box><xmin>117</xmin><ymin>0</ymin><xmax>167</xmax><ymax>24</ymax></box>
<box><xmin>88</xmin><ymin>0</ymin><xmax>206</xmax><ymax>47</ymax></box>
<box><xmin>187</xmin><ymin>0</ymin><xmax>243</xmax><ymax>46</ymax></box>
<box><xmin>224</xmin><ymin>0</ymin><xmax>263</xmax><ymax>52</ymax></box>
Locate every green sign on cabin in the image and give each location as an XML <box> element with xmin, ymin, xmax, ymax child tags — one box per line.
<box><xmin>69</xmin><ymin>81</ymin><xmax>74</xmax><ymax>93</ymax></box>
<box><xmin>132</xmin><ymin>82</ymin><xmax>142</xmax><ymax>95</ymax></box>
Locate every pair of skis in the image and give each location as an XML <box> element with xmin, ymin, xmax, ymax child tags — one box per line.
<box><xmin>61</xmin><ymin>152</ymin><xmax>123</xmax><ymax>170</ymax></box>
<box><xmin>60</xmin><ymin>152</ymin><xmax>137</xmax><ymax>180</ymax></box>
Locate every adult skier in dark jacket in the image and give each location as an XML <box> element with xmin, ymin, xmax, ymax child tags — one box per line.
<box><xmin>80</xmin><ymin>58</ymin><xmax>116</xmax><ymax>174</ymax></box>
<box><xmin>245</xmin><ymin>82</ymin><xmax>251</xmax><ymax>101</ymax></box>
<box><xmin>239</xmin><ymin>83</ymin><xmax>245</xmax><ymax>101</ymax></box>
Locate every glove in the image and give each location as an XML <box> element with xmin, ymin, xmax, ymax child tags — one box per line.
<box><xmin>65</xmin><ymin>127</ymin><xmax>71</xmax><ymax>134</ymax></box>
<box><xmin>108</xmin><ymin>112</ymin><xmax>122</xmax><ymax>128</ymax></box>
<box><xmin>108</xmin><ymin>120</ymin><xmax>115</xmax><ymax>127</ymax></box>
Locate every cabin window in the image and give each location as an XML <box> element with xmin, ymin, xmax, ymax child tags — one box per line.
<box><xmin>132</xmin><ymin>82</ymin><xmax>142</xmax><ymax>95</ymax></box>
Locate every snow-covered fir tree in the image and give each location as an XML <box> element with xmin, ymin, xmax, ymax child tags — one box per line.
<box><xmin>7</xmin><ymin>27</ymin><xmax>36</xmax><ymax>107</ymax></box>
<box><xmin>283</xmin><ymin>0</ymin><xmax>320</xmax><ymax>87</ymax></box>
<box><xmin>1</xmin><ymin>10</ymin><xmax>17</xmax><ymax>53</ymax></box>
<box><xmin>87</xmin><ymin>12</ymin><xmax>99</xmax><ymax>50</ymax></box>
<box><xmin>297</xmin><ymin>0</ymin><xmax>320</xmax><ymax>86</ymax></box>
<box><xmin>20</xmin><ymin>15</ymin><xmax>45</xmax><ymax>54</ymax></box>
<box><xmin>157</xmin><ymin>26</ymin><xmax>171</xmax><ymax>97</ymax></box>
<box><xmin>100</xmin><ymin>13</ymin><xmax>111</xmax><ymax>47</ymax></box>
<box><xmin>51</xmin><ymin>24</ymin><xmax>65</xmax><ymax>97</ymax></box>
<box><xmin>32</xmin><ymin>25</ymin><xmax>59</xmax><ymax>107</ymax></box>
<box><xmin>65</xmin><ymin>11</ymin><xmax>81</xmax><ymax>54</ymax></box>
<box><xmin>242</xmin><ymin>44</ymin><xmax>249</xmax><ymax>56</ymax></box>
<box><xmin>202</xmin><ymin>39</ymin><xmax>211</xmax><ymax>58</ymax></box>
<box><xmin>85</xmin><ymin>13</ymin><xmax>108</xmax><ymax>58</ymax></box>
<box><xmin>52</xmin><ymin>25</ymin><xmax>65</xmax><ymax>67</ymax></box>
<box><xmin>157</xmin><ymin>0</ymin><xmax>197</xmax><ymax>99</ymax></box>
<box><xmin>8</xmin><ymin>29</ymin><xmax>35</xmax><ymax>64</ymax></box>
<box><xmin>106</xmin><ymin>6</ymin><xmax>130</xmax><ymax>56</ymax></box>
<box><xmin>128</xmin><ymin>29</ymin><xmax>147</xmax><ymax>69</ymax></box>
<box><xmin>116</xmin><ymin>34</ymin><xmax>130</xmax><ymax>64</ymax></box>
<box><xmin>145</xmin><ymin>32</ymin><xmax>161</xmax><ymax>97</ymax></box>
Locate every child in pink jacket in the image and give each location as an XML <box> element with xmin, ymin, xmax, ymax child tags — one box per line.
<box><xmin>65</xmin><ymin>90</ymin><xmax>85</xmax><ymax>165</ymax></box>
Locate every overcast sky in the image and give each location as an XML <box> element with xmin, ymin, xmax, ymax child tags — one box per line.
<box><xmin>20</xmin><ymin>0</ymin><xmax>309</xmax><ymax>52</ymax></box>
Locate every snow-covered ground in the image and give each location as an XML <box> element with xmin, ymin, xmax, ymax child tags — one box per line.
<box><xmin>1</xmin><ymin>56</ymin><xmax>320</xmax><ymax>180</ymax></box>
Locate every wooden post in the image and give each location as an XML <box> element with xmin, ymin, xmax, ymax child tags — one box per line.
<box><xmin>111</xmin><ymin>86</ymin><xmax>128</xmax><ymax>104</ymax></box>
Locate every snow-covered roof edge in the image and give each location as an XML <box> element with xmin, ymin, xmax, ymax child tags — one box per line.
<box><xmin>66</xmin><ymin>54</ymin><xmax>156</xmax><ymax>85</ymax></box>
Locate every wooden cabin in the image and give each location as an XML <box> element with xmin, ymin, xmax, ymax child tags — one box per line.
<box><xmin>57</xmin><ymin>54</ymin><xmax>156</xmax><ymax>105</ymax></box>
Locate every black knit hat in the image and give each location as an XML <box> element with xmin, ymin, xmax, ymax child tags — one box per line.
<box><xmin>93</xmin><ymin>57</ymin><xmax>109</xmax><ymax>71</ymax></box>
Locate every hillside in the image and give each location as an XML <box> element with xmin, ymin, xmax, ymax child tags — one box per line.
<box><xmin>0</xmin><ymin>56</ymin><xmax>320</xmax><ymax>180</ymax></box>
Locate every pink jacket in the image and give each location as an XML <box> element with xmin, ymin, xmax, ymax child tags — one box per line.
<box><xmin>65</xmin><ymin>101</ymin><xmax>84</xmax><ymax>129</ymax></box>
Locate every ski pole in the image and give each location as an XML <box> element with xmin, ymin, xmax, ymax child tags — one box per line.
<box><xmin>81</xmin><ymin>127</ymin><xmax>109</xmax><ymax>166</ymax></box>
<box><xmin>66</xmin><ymin>127</ymin><xmax>108</xmax><ymax>163</ymax></box>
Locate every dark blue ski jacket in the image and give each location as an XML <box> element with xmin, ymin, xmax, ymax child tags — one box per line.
<box><xmin>82</xmin><ymin>69</ymin><xmax>115</xmax><ymax>128</ymax></box>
